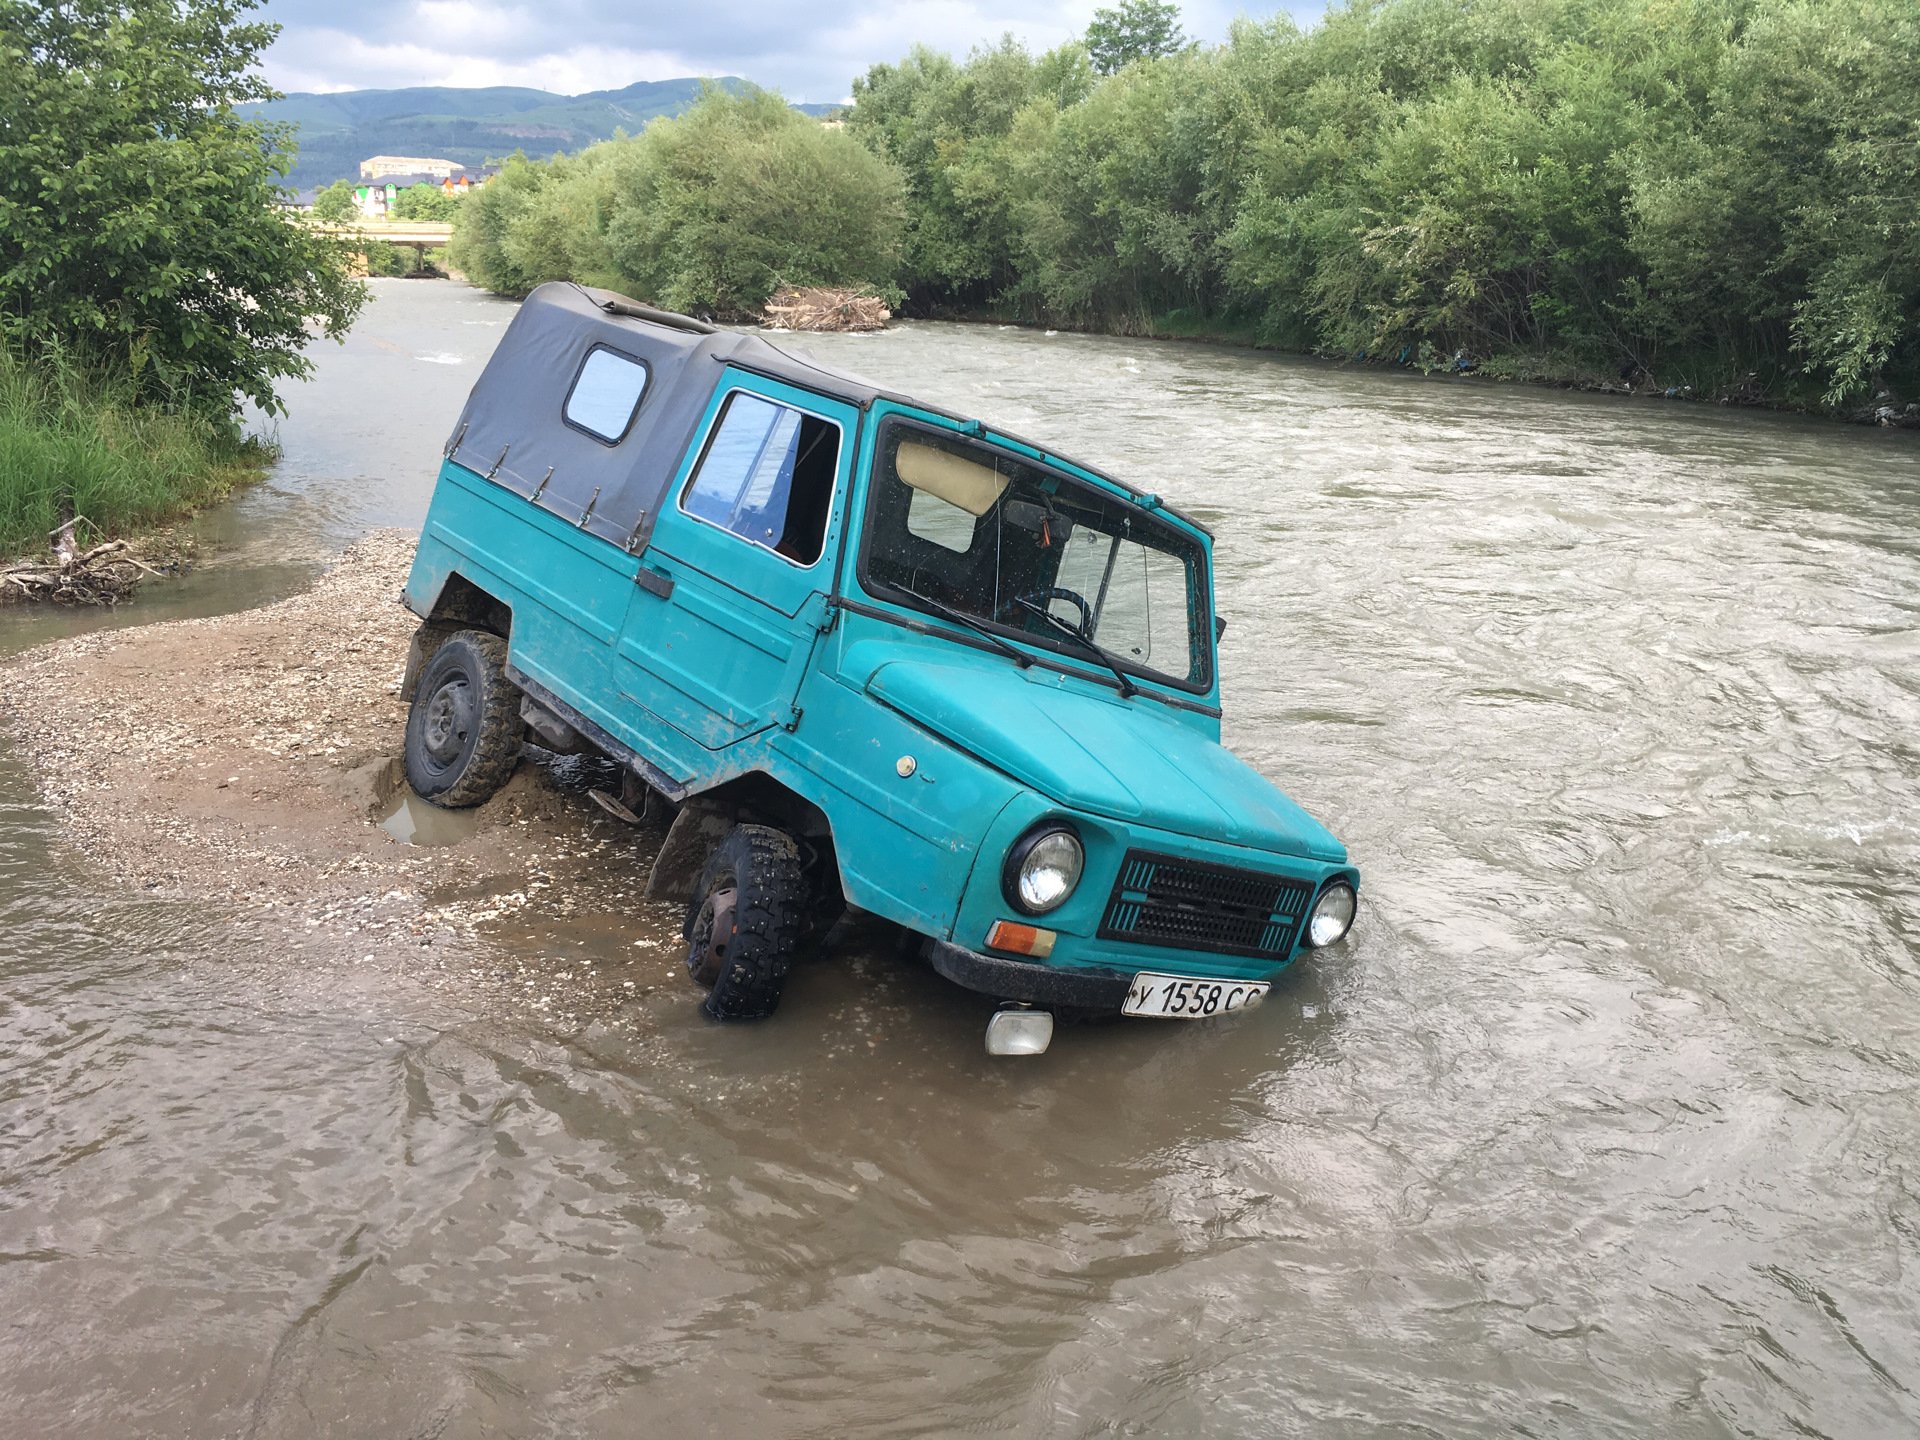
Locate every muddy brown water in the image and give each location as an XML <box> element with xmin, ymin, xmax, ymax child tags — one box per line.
<box><xmin>4</xmin><ymin>282</ymin><xmax>1920</xmax><ymax>1437</ymax></box>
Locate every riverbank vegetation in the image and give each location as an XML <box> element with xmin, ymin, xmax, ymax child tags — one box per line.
<box><xmin>0</xmin><ymin>0</ymin><xmax>364</xmax><ymax>565</ymax></box>
<box><xmin>452</xmin><ymin>88</ymin><xmax>904</xmax><ymax>315</ymax></box>
<box><xmin>0</xmin><ymin>346</ymin><xmax>267</xmax><ymax>562</ymax></box>
<box><xmin>455</xmin><ymin>0</ymin><xmax>1919</xmax><ymax>418</ymax></box>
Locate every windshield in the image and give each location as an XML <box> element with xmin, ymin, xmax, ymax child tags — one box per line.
<box><xmin>860</xmin><ymin>419</ymin><xmax>1211</xmax><ymax>691</ymax></box>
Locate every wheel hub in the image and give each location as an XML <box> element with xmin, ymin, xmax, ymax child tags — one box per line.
<box><xmin>422</xmin><ymin>679</ymin><xmax>474</xmax><ymax>761</ymax></box>
<box><xmin>686</xmin><ymin>886</ymin><xmax>738</xmax><ymax>989</ymax></box>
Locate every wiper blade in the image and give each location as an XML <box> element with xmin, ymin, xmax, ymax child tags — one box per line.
<box><xmin>1015</xmin><ymin>598</ymin><xmax>1138</xmax><ymax>698</ymax></box>
<box><xmin>888</xmin><ymin>584</ymin><xmax>1033</xmax><ymax>668</ymax></box>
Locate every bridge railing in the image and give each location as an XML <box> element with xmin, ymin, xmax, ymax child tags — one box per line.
<box><xmin>301</xmin><ymin>220</ymin><xmax>455</xmax><ymax>250</ymax></box>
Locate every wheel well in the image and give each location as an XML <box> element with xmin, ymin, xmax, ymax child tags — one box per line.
<box><xmin>648</xmin><ymin>772</ymin><xmax>841</xmax><ymax>907</ymax></box>
<box><xmin>423</xmin><ymin>572</ymin><xmax>512</xmax><ymax>637</ymax></box>
<box><xmin>693</xmin><ymin>771</ymin><xmax>832</xmax><ymax>841</ymax></box>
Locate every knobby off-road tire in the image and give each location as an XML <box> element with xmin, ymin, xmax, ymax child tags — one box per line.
<box><xmin>403</xmin><ymin>628</ymin><xmax>521</xmax><ymax>808</ymax></box>
<box><xmin>684</xmin><ymin>824</ymin><xmax>807</xmax><ymax>1022</ymax></box>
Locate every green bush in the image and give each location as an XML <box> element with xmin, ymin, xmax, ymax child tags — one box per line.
<box><xmin>392</xmin><ymin>183</ymin><xmax>462</xmax><ymax>222</ymax></box>
<box><xmin>363</xmin><ymin>240</ymin><xmax>418</xmax><ymax>277</ymax></box>
<box><xmin>447</xmin><ymin>153</ymin><xmax>566</xmax><ymax>297</ymax></box>
<box><xmin>0</xmin><ymin>345</ymin><xmax>266</xmax><ymax>557</ymax></box>
<box><xmin>312</xmin><ymin>179</ymin><xmax>358</xmax><ymax>223</ymax></box>
<box><xmin>452</xmin><ymin>88</ymin><xmax>905</xmax><ymax>315</ymax></box>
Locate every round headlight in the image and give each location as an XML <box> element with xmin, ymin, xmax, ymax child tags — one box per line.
<box><xmin>1307</xmin><ymin>882</ymin><xmax>1356</xmax><ymax>948</ymax></box>
<box><xmin>1006</xmin><ymin>827</ymin><xmax>1084</xmax><ymax>914</ymax></box>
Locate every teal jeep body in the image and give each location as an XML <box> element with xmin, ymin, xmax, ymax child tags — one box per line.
<box><xmin>402</xmin><ymin>283</ymin><xmax>1359</xmax><ymax>1040</ymax></box>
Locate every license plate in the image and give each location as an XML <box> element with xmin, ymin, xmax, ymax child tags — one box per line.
<box><xmin>1122</xmin><ymin>972</ymin><xmax>1269</xmax><ymax>1019</ymax></box>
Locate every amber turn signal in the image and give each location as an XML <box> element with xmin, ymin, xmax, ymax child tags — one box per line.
<box><xmin>985</xmin><ymin>920</ymin><xmax>1056</xmax><ymax>958</ymax></box>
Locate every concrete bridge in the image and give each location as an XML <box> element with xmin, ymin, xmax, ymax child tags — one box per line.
<box><xmin>307</xmin><ymin>220</ymin><xmax>455</xmax><ymax>257</ymax></box>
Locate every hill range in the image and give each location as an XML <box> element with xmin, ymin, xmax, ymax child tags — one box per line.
<box><xmin>243</xmin><ymin>79</ymin><xmax>839</xmax><ymax>188</ymax></box>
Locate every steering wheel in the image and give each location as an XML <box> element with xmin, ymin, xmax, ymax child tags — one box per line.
<box><xmin>1016</xmin><ymin>586</ymin><xmax>1094</xmax><ymax>640</ymax></box>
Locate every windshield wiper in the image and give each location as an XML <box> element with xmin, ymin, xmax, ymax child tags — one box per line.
<box><xmin>1015</xmin><ymin>598</ymin><xmax>1138</xmax><ymax>698</ymax></box>
<box><xmin>888</xmin><ymin>584</ymin><xmax>1033</xmax><ymax>669</ymax></box>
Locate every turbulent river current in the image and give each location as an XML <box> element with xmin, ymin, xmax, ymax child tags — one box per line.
<box><xmin>3</xmin><ymin>282</ymin><xmax>1918</xmax><ymax>1437</ymax></box>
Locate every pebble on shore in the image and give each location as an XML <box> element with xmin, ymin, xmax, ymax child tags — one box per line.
<box><xmin>0</xmin><ymin>531</ymin><xmax>691</xmax><ymax>1030</ymax></box>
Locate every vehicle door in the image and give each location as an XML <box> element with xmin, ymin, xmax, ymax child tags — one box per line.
<box><xmin>613</xmin><ymin>372</ymin><xmax>858</xmax><ymax>768</ymax></box>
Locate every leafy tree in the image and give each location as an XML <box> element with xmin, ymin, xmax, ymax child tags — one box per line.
<box><xmin>849</xmin><ymin>38</ymin><xmax>1089</xmax><ymax>307</ymax></box>
<box><xmin>312</xmin><ymin>179</ymin><xmax>358</xmax><ymax>223</ymax></box>
<box><xmin>392</xmin><ymin>182</ymin><xmax>461</xmax><ymax>222</ymax></box>
<box><xmin>0</xmin><ymin>0</ymin><xmax>364</xmax><ymax>415</ymax></box>
<box><xmin>447</xmin><ymin>153</ymin><xmax>561</xmax><ymax>296</ymax></box>
<box><xmin>1003</xmin><ymin>51</ymin><xmax>1218</xmax><ymax>328</ymax></box>
<box><xmin>594</xmin><ymin>88</ymin><xmax>905</xmax><ymax>315</ymax></box>
<box><xmin>454</xmin><ymin>0</ymin><xmax>1919</xmax><ymax>411</ymax></box>
<box><xmin>1086</xmin><ymin>0</ymin><xmax>1186</xmax><ymax>75</ymax></box>
<box><xmin>848</xmin><ymin>46</ymin><xmax>975</xmax><ymax>296</ymax></box>
<box><xmin>455</xmin><ymin>90</ymin><xmax>905</xmax><ymax>316</ymax></box>
<box><xmin>1623</xmin><ymin>0</ymin><xmax>1919</xmax><ymax>403</ymax></box>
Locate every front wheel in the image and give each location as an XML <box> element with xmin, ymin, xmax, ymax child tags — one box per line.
<box><xmin>403</xmin><ymin>628</ymin><xmax>521</xmax><ymax>807</ymax></box>
<box><xmin>684</xmin><ymin>824</ymin><xmax>807</xmax><ymax>1021</ymax></box>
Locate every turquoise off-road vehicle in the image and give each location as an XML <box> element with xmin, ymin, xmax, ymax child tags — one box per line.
<box><xmin>401</xmin><ymin>283</ymin><xmax>1359</xmax><ymax>1052</ymax></box>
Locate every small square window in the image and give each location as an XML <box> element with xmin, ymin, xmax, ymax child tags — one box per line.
<box><xmin>564</xmin><ymin>347</ymin><xmax>649</xmax><ymax>444</ymax></box>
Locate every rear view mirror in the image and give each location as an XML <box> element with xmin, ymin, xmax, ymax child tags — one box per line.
<box><xmin>1001</xmin><ymin>499</ymin><xmax>1048</xmax><ymax>533</ymax></box>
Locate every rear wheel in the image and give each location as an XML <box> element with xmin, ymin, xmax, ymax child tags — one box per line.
<box><xmin>403</xmin><ymin>628</ymin><xmax>521</xmax><ymax>808</ymax></box>
<box><xmin>684</xmin><ymin>824</ymin><xmax>807</xmax><ymax>1021</ymax></box>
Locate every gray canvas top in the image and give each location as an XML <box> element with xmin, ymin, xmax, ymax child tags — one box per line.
<box><xmin>445</xmin><ymin>280</ymin><xmax>1212</xmax><ymax>549</ymax></box>
<box><xmin>445</xmin><ymin>282</ymin><xmax>912</xmax><ymax>551</ymax></box>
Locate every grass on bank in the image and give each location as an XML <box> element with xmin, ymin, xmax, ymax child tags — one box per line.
<box><xmin>0</xmin><ymin>346</ymin><xmax>268</xmax><ymax>561</ymax></box>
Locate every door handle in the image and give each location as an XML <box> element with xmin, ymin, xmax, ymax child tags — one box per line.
<box><xmin>635</xmin><ymin>567</ymin><xmax>674</xmax><ymax>600</ymax></box>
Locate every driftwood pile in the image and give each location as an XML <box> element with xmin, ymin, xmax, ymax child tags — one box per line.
<box><xmin>761</xmin><ymin>286</ymin><xmax>891</xmax><ymax>333</ymax></box>
<box><xmin>1</xmin><ymin>518</ymin><xmax>172</xmax><ymax>606</ymax></box>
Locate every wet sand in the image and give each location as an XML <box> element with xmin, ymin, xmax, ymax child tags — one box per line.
<box><xmin>0</xmin><ymin>532</ymin><xmax>688</xmax><ymax>1028</ymax></box>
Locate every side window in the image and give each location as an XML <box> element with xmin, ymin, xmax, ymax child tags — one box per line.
<box><xmin>681</xmin><ymin>391</ymin><xmax>841</xmax><ymax>565</ymax></box>
<box><xmin>564</xmin><ymin>347</ymin><xmax>649</xmax><ymax>444</ymax></box>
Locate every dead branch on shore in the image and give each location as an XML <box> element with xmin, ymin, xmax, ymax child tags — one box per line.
<box><xmin>761</xmin><ymin>286</ymin><xmax>891</xmax><ymax>333</ymax></box>
<box><xmin>2</xmin><ymin>517</ymin><xmax>177</xmax><ymax>606</ymax></box>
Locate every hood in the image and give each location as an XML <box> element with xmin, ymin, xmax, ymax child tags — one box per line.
<box><xmin>864</xmin><ymin>657</ymin><xmax>1346</xmax><ymax>863</ymax></box>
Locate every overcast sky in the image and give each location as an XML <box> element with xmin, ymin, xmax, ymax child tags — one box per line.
<box><xmin>258</xmin><ymin>1</ymin><xmax>1330</xmax><ymax>104</ymax></box>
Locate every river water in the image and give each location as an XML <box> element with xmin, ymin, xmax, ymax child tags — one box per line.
<box><xmin>4</xmin><ymin>282</ymin><xmax>1918</xmax><ymax>1437</ymax></box>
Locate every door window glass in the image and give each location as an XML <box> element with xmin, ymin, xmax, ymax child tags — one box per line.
<box><xmin>682</xmin><ymin>391</ymin><xmax>841</xmax><ymax>565</ymax></box>
<box><xmin>564</xmin><ymin>347</ymin><xmax>649</xmax><ymax>443</ymax></box>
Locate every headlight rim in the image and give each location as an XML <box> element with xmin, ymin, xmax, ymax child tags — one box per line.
<box><xmin>1002</xmin><ymin>822</ymin><xmax>1085</xmax><ymax>917</ymax></box>
<box><xmin>1305</xmin><ymin>880</ymin><xmax>1357</xmax><ymax>949</ymax></box>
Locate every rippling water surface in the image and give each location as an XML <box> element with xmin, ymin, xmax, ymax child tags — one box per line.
<box><xmin>4</xmin><ymin>283</ymin><xmax>1918</xmax><ymax>1437</ymax></box>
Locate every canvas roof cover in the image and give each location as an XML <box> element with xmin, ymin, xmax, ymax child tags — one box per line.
<box><xmin>444</xmin><ymin>282</ymin><xmax>909</xmax><ymax>551</ymax></box>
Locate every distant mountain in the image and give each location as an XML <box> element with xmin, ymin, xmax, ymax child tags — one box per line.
<box><xmin>243</xmin><ymin>79</ymin><xmax>842</xmax><ymax>188</ymax></box>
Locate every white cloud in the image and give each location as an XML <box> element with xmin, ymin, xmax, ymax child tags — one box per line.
<box><xmin>268</xmin><ymin>28</ymin><xmax>699</xmax><ymax>93</ymax></box>
<box><xmin>258</xmin><ymin>0</ymin><xmax>1332</xmax><ymax>102</ymax></box>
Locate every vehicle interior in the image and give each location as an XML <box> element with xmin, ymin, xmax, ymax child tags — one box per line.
<box><xmin>861</xmin><ymin>420</ymin><xmax>1207</xmax><ymax>688</ymax></box>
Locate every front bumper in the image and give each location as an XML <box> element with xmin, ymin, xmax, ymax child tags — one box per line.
<box><xmin>926</xmin><ymin>940</ymin><xmax>1136</xmax><ymax>1010</ymax></box>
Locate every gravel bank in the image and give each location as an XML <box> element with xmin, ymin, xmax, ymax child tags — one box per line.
<box><xmin>0</xmin><ymin>532</ymin><xmax>693</xmax><ymax>1028</ymax></box>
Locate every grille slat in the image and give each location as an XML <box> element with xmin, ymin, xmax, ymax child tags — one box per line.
<box><xmin>1098</xmin><ymin>850</ymin><xmax>1312</xmax><ymax>960</ymax></box>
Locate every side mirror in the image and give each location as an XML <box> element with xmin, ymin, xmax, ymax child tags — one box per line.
<box><xmin>1214</xmin><ymin>615</ymin><xmax>1227</xmax><ymax>643</ymax></box>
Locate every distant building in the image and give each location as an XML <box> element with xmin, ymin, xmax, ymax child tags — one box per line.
<box><xmin>350</xmin><ymin>169</ymin><xmax>495</xmax><ymax>218</ymax></box>
<box><xmin>359</xmin><ymin>155</ymin><xmax>465</xmax><ymax>180</ymax></box>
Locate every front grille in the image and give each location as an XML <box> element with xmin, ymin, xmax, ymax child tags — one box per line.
<box><xmin>1098</xmin><ymin>850</ymin><xmax>1313</xmax><ymax>960</ymax></box>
